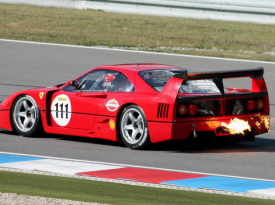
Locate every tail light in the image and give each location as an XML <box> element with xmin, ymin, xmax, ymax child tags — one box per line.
<box><xmin>256</xmin><ymin>99</ymin><xmax>264</xmax><ymax>110</ymax></box>
<box><xmin>177</xmin><ymin>100</ymin><xmax>221</xmax><ymax>118</ymax></box>
<box><xmin>247</xmin><ymin>100</ymin><xmax>256</xmax><ymax>111</ymax></box>
<box><xmin>189</xmin><ymin>104</ymin><xmax>198</xmax><ymax>116</ymax></box>
<box><xmin>178</xmin><ymin>104</ymin><xmax>187</xmax><ymax>115</ymax></box>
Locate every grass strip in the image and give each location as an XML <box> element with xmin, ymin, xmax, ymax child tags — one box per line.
<box><xmin>0</xmin><ymin>170</ymin><xmax>274</xmax><ymax>205</ymax></box>
<box><xmin>0</xmin><ymin>3</ymin><xmax>275</xmax><ymax>61</ymax></box>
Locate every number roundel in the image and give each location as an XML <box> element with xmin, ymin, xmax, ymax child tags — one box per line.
<box><xmin>51</xmin><ymin>94</ymin><xmax>72</xmax><ymax>126</ymax></box>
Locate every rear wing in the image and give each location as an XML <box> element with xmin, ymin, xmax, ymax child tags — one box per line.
<box><xmin>154</xmin><ymin>67</ymin><xmax>268</xmax><ymax>121</ymax></box>
<box><xmin>187</xmin><ymin>67</ymin><xmax>263</xmax><ymax>80</ymax></box>
<box><xmin>171</xmin><ymin>67</ymin><xmax>265</xmax><ymax>95</ymax></box>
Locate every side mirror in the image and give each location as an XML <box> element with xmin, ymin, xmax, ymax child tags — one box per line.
<box><xmin>67</xmin><ymin>80</ymin><xmax>79</xmax><ymax>87</ymax></box>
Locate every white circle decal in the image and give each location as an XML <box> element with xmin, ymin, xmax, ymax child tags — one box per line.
<box><xmin>51</xmin><ymin>94</ymin><xmax>72</xmax><ymax>126</ymax></box>
<box><xmin>105</xmin><ymin>99</ymin><xmax>119</xmax><ymax>112</ymax></box>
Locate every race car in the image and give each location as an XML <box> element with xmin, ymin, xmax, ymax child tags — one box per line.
<box><xmin>0</xmin><ymin>64</ymin><xmax>269</xmax><ymax>149</ymax></box>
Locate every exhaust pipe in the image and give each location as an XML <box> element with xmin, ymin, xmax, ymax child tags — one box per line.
<box><xmin>192</xmin><ymin>124</ymin><xmax>198</xmax><ymax>138</ymax></box>
<box><xmin>216</xmin><ymin>127</ymin><xmax>229</xmax><ymax>134</ymax></box>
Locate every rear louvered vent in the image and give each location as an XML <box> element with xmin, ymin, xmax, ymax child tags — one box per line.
<box><xmin>157</xmin><ymin>103</ymin><xmax>169</xmax><ymax>118</ymax></box>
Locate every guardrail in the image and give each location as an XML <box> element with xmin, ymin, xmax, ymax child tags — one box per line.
<box><xmin>84</xmin><ymin>0</ymin><xmax>275</xmax><ymax>24</ymax></box>
<box><xmin>2</xmin><ymin>0</ymin><xmax>275</xmax><ymax>24</ymax></box>
<box><xmin>0</xmin><ymin>0</ymin><xmax>86</xmax><ymax>9</ymax></box>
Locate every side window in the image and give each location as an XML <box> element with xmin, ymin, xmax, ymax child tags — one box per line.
<box><xmin>109</xmin><ymin>74</ymin><xmax>135</xmax><ymax>92</ymax></box>
<box><xmin>62</xmin><ymin>70</ymin><xmax>134</xmax><ymax>92</ymax></box>
<box><xmin>77</xmin><ymin>70</ymin><xmax>119</xmax><ymax>92</ymax></box>
<box><xmin>61</xmin><ymin>72</ymin><xmax>92</xmax><ymax>92</ymax></box>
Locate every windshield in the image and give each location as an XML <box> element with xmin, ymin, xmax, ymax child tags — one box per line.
<box><xmin>139</xmin><ymin>69</ymin><xmax>226</xmax><ymax>93</ymax></box>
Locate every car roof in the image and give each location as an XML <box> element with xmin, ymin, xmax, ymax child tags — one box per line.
<box><xmin>94</xmin><ymin>63</ymin><xmax>188</xmax><ymax>72</ymax></box>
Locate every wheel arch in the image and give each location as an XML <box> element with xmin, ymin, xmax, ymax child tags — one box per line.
<box><xmin>116</xmin><ymin>103</ymin><xmax>151</xmax><ymax>147</ymax></box>
<box><xmin>116</xmin><ymin>103</ymin><xmax>135</xmax><ymax>141</ymax></box>
<box><xmin>116</xmin><ymin>103</ymin><xmax>148</xmax><ymax>141</ymax></box>
<box><xmin>10</xmin><ymin>94</ymin><xmax>29</xmax><ymax>131</ymax></box>
<box><xmin>10</xmin><ymin>94</ymin><xmax>44</xmax><ymax>135</ymax></box>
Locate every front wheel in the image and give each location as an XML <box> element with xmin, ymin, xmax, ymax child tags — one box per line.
<box><xmin>120</xmin><ymin>105</ymin><xmax>150</xmax><ymax>150</ymax></box>
<box><xmin>11</xmin><ymin>95</ymin><xmax>42</xmax><ymax>137</ymax></box>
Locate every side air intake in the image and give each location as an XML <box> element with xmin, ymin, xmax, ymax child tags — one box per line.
<box><xmin>157</xmin><ymin>103</ymin><xmax>169</xmax><ymax>118</ymax></box>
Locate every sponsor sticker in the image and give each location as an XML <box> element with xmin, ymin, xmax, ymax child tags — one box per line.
<box><xmin>39</xmin><ymin>92</ymin><xmax>44</xmax><ymax>99</ymax></box>
<box><xmin>51</xmin><ymin>94</ymin><xmax>72</xmax><ymax>126</ymax></box>
<box><xmin>105</xmin><ymin>99</ymin><xmax>119</xmax><ymax>112</ymax></box>
<box><xmin>109</xmin><ymin>119</ymin><xmax>116</xmax><ymax>130</ymax></box>
<box><xmin>58</xmin><ymin>97</ymin><xmax>67</xmax><ymax>101</ymax></box>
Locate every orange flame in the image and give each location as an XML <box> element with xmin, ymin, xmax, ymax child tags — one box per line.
<box><xmin>254</xmin><ymin>114</ymin><xmax>270</xmax><ymax>131</ymax></box>
<box><xmin>221</xmin><ymin>118</ymin><xmax>251</xmax><ymax>135</ymax></box>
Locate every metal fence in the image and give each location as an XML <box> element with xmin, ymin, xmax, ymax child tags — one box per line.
<box><xmin>2</xmin><ymin>0</ymin><xmax>275</xmax><ymax>24</ymax></box>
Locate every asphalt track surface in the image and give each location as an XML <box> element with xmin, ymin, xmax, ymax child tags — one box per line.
<box><xmin>0</xmin><ymin>39</ymin><xmax>275</xmax><ymax>181</ymax></box>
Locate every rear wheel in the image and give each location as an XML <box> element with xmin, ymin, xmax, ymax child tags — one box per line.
<box><xmin>11</xmin><ymin>95</ymin><xmax>42</xmax><ymax>137</ymax></box>
<box><xmin>120</xmin><ymin>105</ymin><xmax>150</xmax><ymax>150</ymax></box>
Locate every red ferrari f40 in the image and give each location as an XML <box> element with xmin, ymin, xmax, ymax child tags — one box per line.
<box><xmin>0</xmin><ymin>64</ymin><xmax>269</xmax><ymax>149</ymax></box>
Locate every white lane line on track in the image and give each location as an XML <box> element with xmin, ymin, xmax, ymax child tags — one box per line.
<box><xmin>1</xmin><ymin>38</ymin><xmax>275</xmax><ymax>65</ymax></box>
<box><xmin>1</xmin><ymin>151</ymin><xmax>275</xmax><ymax>183</ymax></box>
<box><xmin>1</xmin><ymin>159</ymin><xmax>123</xmax><ymax>175</ymax></box>
<box><xmin>248</xmin><ymin>188</ymin><xmax>275</xmax><ymax>197</ymax></box>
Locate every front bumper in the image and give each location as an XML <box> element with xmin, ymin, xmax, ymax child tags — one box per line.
<box><xmin>0</xmin><ymin>109</ymin><xmax>12</xmax><ymax>131</ymax></box>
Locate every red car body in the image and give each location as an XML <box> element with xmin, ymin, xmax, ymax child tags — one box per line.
<box><xmin>0</xmin><ymin>64</ymin><xmax>270</xmax><ymax>149</ymax></box>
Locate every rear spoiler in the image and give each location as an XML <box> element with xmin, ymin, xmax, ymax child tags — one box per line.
<box><xmin>172</xmin><ymin>67</ymin><xmax>264</xmax><ymax>95</ymax></box>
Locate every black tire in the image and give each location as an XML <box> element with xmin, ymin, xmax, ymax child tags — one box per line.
<box><xmin>119</xmin><ymin>105</ymin><xmax>150</xmax><ymax>150</ymax></box>
<box><xmin>11</xmin><ymin>95</ymin><xmax>42</xmax><ymax>137</ymax></box>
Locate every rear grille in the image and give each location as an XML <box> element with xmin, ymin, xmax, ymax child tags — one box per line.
<box><xmin>157</xmin><ymin>103</ymin><xmax>169</xmax><ymax>118</ymax></box>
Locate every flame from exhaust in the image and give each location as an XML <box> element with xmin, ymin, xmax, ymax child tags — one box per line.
<box><xmin>254</xmin><ymin>114</ymin><xmax>270</xmax><ymax>131</ymax></box>
<box><xmin>221</xmin><ymin>118</ymin><xmax>251</xmax><ymax>135</ymax></box>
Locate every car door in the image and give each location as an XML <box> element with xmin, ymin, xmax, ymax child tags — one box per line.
<box><xmin>48</xmin><ymin>69</ymin><xmax>119</xmax><ymax>130</ymax></box>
